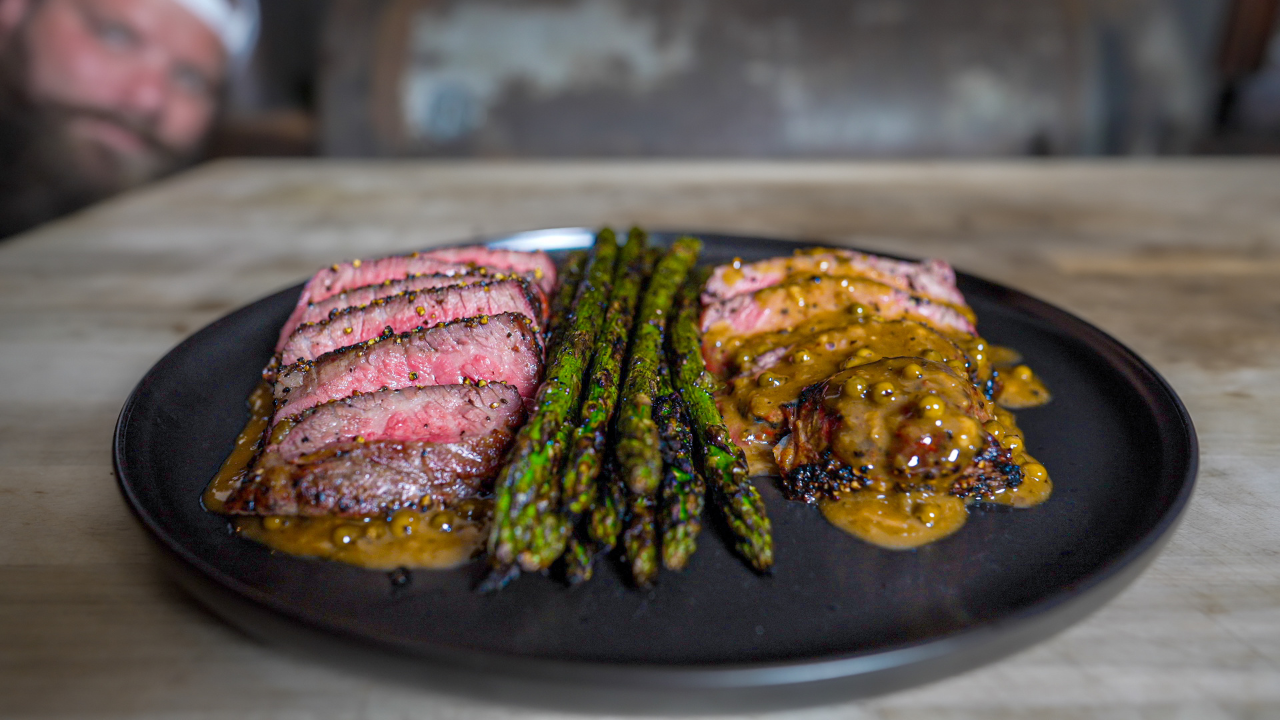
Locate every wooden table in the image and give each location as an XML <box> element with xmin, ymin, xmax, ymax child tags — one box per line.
<box><xmin>3</xmin><ymin>160</ymin><xmax>1277</xmax><ymax>718</ymax></box>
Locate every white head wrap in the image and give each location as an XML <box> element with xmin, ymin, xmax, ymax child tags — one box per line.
<box><xmin>170</xmin><ymin>0</ymin><xmax>260</xmax><ymax>61</ymax></box>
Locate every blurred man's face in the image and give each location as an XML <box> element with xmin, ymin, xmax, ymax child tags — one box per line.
<box><xmin>0</xmin><ymin>0</ymin><xmax>225</xmax><ymax>197</ymax></box>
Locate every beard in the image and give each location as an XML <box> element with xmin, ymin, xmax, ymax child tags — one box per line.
<box><xmin>0</xmin><ymin>32</ymin><xmax>199</xmax><ymax>238</ymax></box>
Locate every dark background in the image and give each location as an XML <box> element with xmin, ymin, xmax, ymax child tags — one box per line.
<box><xmin>208</xmin><ymin>0</ymin><xmax>1280</xmax><ymax>160</ymax></box>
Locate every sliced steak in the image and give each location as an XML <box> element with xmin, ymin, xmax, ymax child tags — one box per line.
<box><xmin>700</xmin><ymin>275</ymin><xmax>975</xmax><ymax>373</ymax></box>
<box><xmin>269</xmin><ymin>383</ymin><xmax>522</xmax><ymax>462</ymax></box>
<box><xmin>223</xmin><ymin>430</ymin><xmax>515</xmax><ymax>516</ymax></box>
<box><xmin>279</xmin><ymin>278</ymin><xmax>544</xmax><ymax>365</ymax></box>
<box><xmin>282</xmin><ymin>258</ymin><xmax>475</xmax><ymax>344</ymax></box>
<box><xmin>274</xmin><ymin>312</ymin><xmax>543</xmax><ymax>420</ymax></box>
<box><xmin>703</xmin><ymin>250</ymin><xmax>965</xmax><ymax>308</ymax></box>
<box><xmin>417</xmin><ymin>246</ymin><xmax>556</xmax><ymax>294</ymax></box>
<box><xmin>280</xmin><ymin>246</ymin><xmax>556</xmax><ymax>345</ymax></box>
<box><xmin>277</xmin><ymin>271</ymin><xmax>468</xmax><ymax>348</ymax></box>
<box><xmin>278</xmin><ymin>273</ymin><xmax>482</xmax><ymax>349</ymax></box>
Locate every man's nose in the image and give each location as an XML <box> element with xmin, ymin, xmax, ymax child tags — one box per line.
<box><xmin>118</xmin><ymin>55</ymin><xmax>169</xmax><ymax>123</ymax></box>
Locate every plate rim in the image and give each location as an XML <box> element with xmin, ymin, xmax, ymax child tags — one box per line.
<box><xmin>112</xmin><ymin>227</ymin><xmax>1199</xmax><ymax>694</ymax></box>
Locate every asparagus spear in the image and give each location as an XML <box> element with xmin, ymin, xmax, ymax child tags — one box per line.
<box><xmin>544</xmin><ymin>249</ymin><xmax>587</xmax><ymax>347</ymax></box>
<box><xmin>563</xmin><ymin>535</ymin><xmax>597</xmax><ymax>585</ymax></box>
<box><xmin>655</xmin><ymin>364</ymin><xmax>705</xmax><ymax>571</ymax></box>
<box><xmin>615</xmin><ymin>236</ymin><xmax>701</xmax><ymax>584</ymax></box>
<box><xmin>561</xmin><ymin>230</ymin><xmax>651</xmax><ymax>514</ymax></box>
<box><xmin>564</xmin><ymin>475</ymin><xmax>617</xmax><ymax>585</ymax></box>
<box><xmin>623</xmin><ymin>491</ymin><xmax>659</xmax><ymax>587</ymax></box>
<box><xmin>487</xmin><ymin>229</ymin><xmax>618</xmax><ymax>572</ymax></box>
<box><xmin>669</xmin><ymin>264</ymin><xmax>774</xmax><ymax>572</ymax></box>
<box><xmin>564</xmin><ymin>238</ymin><xmax>662</xmax><ymax>584</ymax></box>
<box><xmin>519</xmin><ymin>419</ymin><xmax>577</xmax><ymax>570</ymax></box>
<box><xmin>588</xmin><ymin>456</ymin><xmax>626</xmax><ymax>547</ymax></box>
<box><xmin>616</xmin><ymin>237</ymin><xmax>701</xmax><ymax>495</ymax></box>
<box><xmin>513</xmin><ymin>245</ymin><xmax>622</xmax><ymax>572</ymax></box>
<box><xmin>526</xmin><ymin>231</ymin><xmax>656</xmax><ymax>579</ymax></box>
<box><xmin>550</xmin><ymin>455</ymin><xmax>623</xmax><ymax>585</ymax></box>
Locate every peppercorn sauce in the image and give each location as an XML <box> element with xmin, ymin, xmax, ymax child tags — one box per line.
<box><xmin>707</xmin><ymin>268</ymin><xmax>1053</xmax><ymax>550</ymax></box>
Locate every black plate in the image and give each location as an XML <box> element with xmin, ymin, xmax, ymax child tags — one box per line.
<box><xmin>113</xmin><ymin>229</ymin><xmax>1197</xmax><ymax>713</ymax></box>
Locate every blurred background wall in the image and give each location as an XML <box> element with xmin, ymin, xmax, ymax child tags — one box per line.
<box><xmin>210</xmin><ymin>0</ymin><xmax>1280</xmax><ymax>159</ymax></box>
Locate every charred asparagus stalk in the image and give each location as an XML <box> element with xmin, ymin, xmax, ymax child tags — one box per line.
<box><xmin>588</xmin><ymin>456</ymin><xmax>627</xmax><ymax>547</ymax></box>
<box><xmin>669</xmin><ymin>265</ymin><xmax>774</xmax><ymax>572</ymax></box>
<box><xmin>563</xmin><ymin>237</ymin><xmax>660</xmax><ymax>584</ymax></box>
<box><xmin>616</xmin><ymin>237</ymin><xmax>701</xmax><ymax>494</ymax></box>
<box><xmin>561</xmin><ymin>230</ymin><xmax>651</xmax><ymax>513</ymax></box>
<box><xmin>555</xmin><ymin>456</ymin><xmax>626</xmax><ymax>585</ymax></box>
<box><xmin>544</xmin><ymin>249</ymin><xmax>587</xmax><ymax>346</ymax></box>
<box><xmin>655</xmin><ymin>364</ymin><xmax>705</xmax><ymax>571</ymax></box>
<box><xmin>563</xmin><ymin>535</ymin><xmax>597</xmax><ymax>585</ymax></box>
<box><xmin>622</xmin><ymin>491</ymin><xmax>659</xmax><ymax>587</ymax></box>
<box><xmin>615</xmin><ymin>236</ymin><xmax>701</xmax><ymax>585</ymax></box>
<box><xmin>534</xmin><ymin>231</ymin><xmax>654</xmax><ymax>577</ymax></box>
<box><xmin>520</xmin><ymin>419</ymin><xmax>576</xmax><ymax>570</ymax></box>
<box><xmin>487</xmin><ymin>229</ymin><xmax>618</xmax><ymax>573</ymax></box>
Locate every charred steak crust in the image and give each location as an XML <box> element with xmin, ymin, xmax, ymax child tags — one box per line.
<box><xmin>223</xmin><ymin>430</ymin><xmax>515</xmax><ymax>517</ymax></box>
<box><xmin>272</xmin><ymin>312</ymin><xmax>543</xmax><ymax>420</ymax></box>
<box><xmin>777</xmin><ymin>437</ymin><xmax>1022</xmax><ymax>503</ymax></box>
<box><xmin>775</xmin><ymin>385</ymin><xmax>867</xmax><ymax>502</ymax></box>
<box><xmin>279</xmin><ymin>278</ymin><xmax>546</xmax><ymax>365</ymax></box>
<box><xmin>777</xmin><ymin>452</ymin><xmax>871</xmax><ymax>503</ymax></box>
<box><xmin>949</xmin><ymin>435</ymin><xmax>1024</xmax><ymax>499</ymax></box>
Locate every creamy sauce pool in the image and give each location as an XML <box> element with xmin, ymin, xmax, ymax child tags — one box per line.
<box><xmin>204</xmin><ymin>380</ymin><xmax>487</xmax><ymax>570</ymax></box>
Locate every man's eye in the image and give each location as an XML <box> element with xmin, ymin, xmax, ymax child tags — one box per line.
<box><xmin>172</xmin><ymin>65</ymin><xmax>213</xmax><ymax>97</ymax></box>
<box><xmin>93</xmin><ymin>19</ymin><xmax>139</xmax><ymax>49</ymax></box>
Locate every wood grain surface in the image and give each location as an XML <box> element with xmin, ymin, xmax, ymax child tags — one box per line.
<box><xmin>2</xmin><ymin>160</ymin><xmax>1278</xmax><ymax>719</ymax></box>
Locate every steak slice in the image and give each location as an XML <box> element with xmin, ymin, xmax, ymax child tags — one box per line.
<box><xmin>269</xmin><ymin>383</ymin><xmax>522</xmax><ymax>462</ymax></box>
<box><xmin>417</xmin><ymin>246</ymin><xmax>556</xmax><ymax>293</ymax></box>
<box><xmin>703</xmin><ymin>250</ymin><xmax>966</xmax><ymax>308</ymax></box>
<box><xmin>279</xmin><ymin>278</ymin><xmax>544</xmax><ymax>365</ymax></box>
<box><xmin>279</xmin><ymin>246</ymin><xmax>556</xmax><ymax>345</ymax></box>
<box><xmin>274</xmin><ymin>312</ymin><xmax>542</xmax><ymax>420</ymax></box>
<box><xmin>700</xmin><ymin>276</ymin><xmax>975</xmax><ymax>374</ymax></box>
<box><xmin>223</xmin><ymin>430</ymin><xmax>515</xmax><ymax>516</ymax></box>
<box><xmin>279</xmin><ymin>273</ymin><xmax>487</xmax><ymax>350</ymax></box>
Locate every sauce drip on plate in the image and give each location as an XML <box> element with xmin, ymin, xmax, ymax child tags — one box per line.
<box><xmin>821</xmin><ymin>491</ymin><xmax>968</xmax><ymax>549</ymax></box>
<box><xmin>235</xmin><ymin>505</ymin><xmax>487</xmax><ymax>570</ymax></box>
<box><xmin>203</xmin><ymin>380</ymin><xmax>273</xmax><ymax>514</ymax></box>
